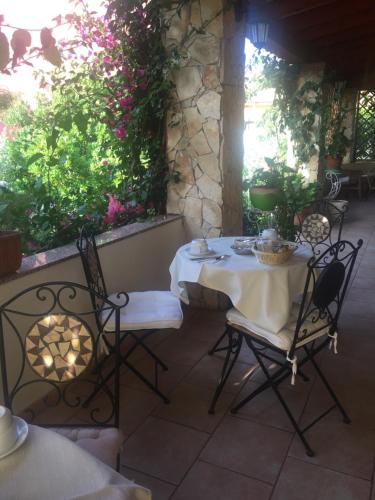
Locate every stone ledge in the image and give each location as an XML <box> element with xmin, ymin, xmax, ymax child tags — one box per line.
<box><xmin>0</xmin><ymin>215</ymin><xmax>183</xmax><ymax>286</ymax></box>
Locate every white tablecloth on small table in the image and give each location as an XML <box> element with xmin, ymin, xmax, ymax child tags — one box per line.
<box><xmin>0</xmin><ymin>425</ymin><xmax>150</xmax><ymax>500</ymax></box>
<box><xmin>170</xmin><ymin>237</ymin><xmax>312</xmax><ymax>334</ymax></box>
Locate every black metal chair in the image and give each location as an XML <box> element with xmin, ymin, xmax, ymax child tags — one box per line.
<box><xmin>76</xmin><ymin>226</ymin><xmax>183</xmax><ymax>404</ymax></box>
<box><xmin>223</xmin><ymin>239</ymin><xmax>362</xmax><ymax>456</ymax></box>
<box><xmin>0</xmin><ymin>281</ymin><xmax>123</xmax><ymax>469</ymax></box>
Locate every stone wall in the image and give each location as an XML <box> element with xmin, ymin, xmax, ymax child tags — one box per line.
<box><xmin>165</xmin><ymin>0</ymin><xmax>245</xmax><ymax>239</ymax></box>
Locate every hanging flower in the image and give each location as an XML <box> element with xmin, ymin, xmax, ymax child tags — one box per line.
<box><xmin>103</xmin><ymin>193</ymin><xmax>125</xmax><ymax>225</ymax></box>
<box><xmin>115</xmin><ymin>127</ymin><xmax>126</xmax><ymax>139</ymax></box>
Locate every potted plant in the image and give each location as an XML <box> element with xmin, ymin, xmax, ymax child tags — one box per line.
<box><xmin>247</xmin><ymin>158</ymin><xmax>283</xmax><ymax>211</ymax></box>
<box><xmin>323</xmin><ymin>106</ymin><xmax>351</xmax><ymax>169</ymax></box>
<box><xmin>0</xmin><ymin>185</ymin><xmax>26</xmax><ymax>277</ymax></box>
<box><xmin>275</xmin><ymin>164</ymin><xmax>318</xmax><ymax>240</ymax></box>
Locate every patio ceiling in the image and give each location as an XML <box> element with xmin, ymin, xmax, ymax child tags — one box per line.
<box><xmin>251</xmin><ymin>0</ymin><xmax>375</xmax><ymax>88</ymax></box>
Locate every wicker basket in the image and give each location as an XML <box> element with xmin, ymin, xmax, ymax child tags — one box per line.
<box><xmin>252</xmin><ymin>242</ymin><xmax>297</xmax><ymax>265</ymax></box>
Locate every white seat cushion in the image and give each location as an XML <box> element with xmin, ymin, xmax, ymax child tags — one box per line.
<box><xmin>102</xmin><ymin>291</ymin><xmax>183</xmax><ymax>331</ymax></box>
<box><xmin>226</xmin><ymin>304</ymin><xmax>330</xmax><ymax>351</ymax></box>
<box><xmin>53</xmin><ymin>427</ymin><xmax>123</xmax><ymax>469</ymax></box>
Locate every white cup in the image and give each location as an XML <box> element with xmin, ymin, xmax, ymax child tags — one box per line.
<box><xmin>0</xmin><ymin>406</ymin><xmax>18</xmax><ymax>455</ymax></box>
<box><xmin>190</xmin><ymin>238</ymin><xmax>209</xmax><ymax>255</ymax></box>
<box><xmin>262</xmin><ymin>228</ymin><xmax>278</xmax><ymax>240</ymax></box>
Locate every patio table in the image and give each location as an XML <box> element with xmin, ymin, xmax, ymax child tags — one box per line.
<box><xmin>0</xmin><ymin>424</ymin><xmax>150</xmax><ymax>500</ymax></box>
<box><xmin>170</xmin><ymin>237</ymin><xmax>312</xmax><ymax>335</ymax></box>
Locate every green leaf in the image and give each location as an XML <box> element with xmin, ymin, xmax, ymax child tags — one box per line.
<box><xmin>46</xmin><ymin>127</ymin><xmax>59</xmax><ymax>150</ymax></box>
<box><xmin>26</xmin><ymin>153</ymin><xmax>43</xmax><ymax>166</ymax></box>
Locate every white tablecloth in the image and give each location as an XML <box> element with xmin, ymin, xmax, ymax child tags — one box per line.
<box><xmin>170</xmin><ymin>237</ymin><xmax>312</xmax><ymax>334</ymax></box>
<box><xmin>0</xmin><ymin>425</ymin><xmax>150</xmax><ymax>500</ymax></box>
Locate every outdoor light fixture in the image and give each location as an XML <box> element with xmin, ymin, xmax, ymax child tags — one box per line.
<box><xmin>247</xmin><ymin>5</ymin><xmax>270</xmax><ymax>49</ymax></box>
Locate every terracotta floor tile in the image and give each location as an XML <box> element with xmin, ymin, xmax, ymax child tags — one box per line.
<box><xmin>121</xmin><ymin>467</ymin><xmax>175</xmax><ymax>500</ymax></box>
<box><xmin>232</xmin><ymin>380</ymin><xmax>309</xmax><ymax>432</ymax></box>
<box><xmin>288</xmin><ymin>415</ymin><xmax>375</xmax><ymax>480</ymax></box>
<box><xmin>120</xmin><ymin>358</ymin><xmax>192</xmax><ymax>396</ymax></box>
<box><xmin>200</xmin><ymin>416</ymin><xmax>292</xmax><ymax>484</ymax></box>
<box><xmin>121</xmin><ymin>416</ymin><xmax>208</xmax><ymax>484</ymax></box>
<box><xmin>153</xmin><ymin>335</ymin><xmax>213</xmax><ymax>367</ymax></box>
<box><xmin>172</xmin><ymin>461</ymin><xmax>272</xmax><ymax>500</ymax></box>
<box><xmin>272</xmin><ymin>457</ymin><xmax>371</xmax><ymax>500</ymax></box>
<box><xmin>303</xmin><ymin>355</ymin><xmax>375</xmax><ymax>429</ymax></box>
<box><xmin>154</xmin><ymin>382</ymin><xmax>233</xmax><ymax>433</ymax></box>
<box><xmin>119</xmin><ymin>387</ymin><xmax>162</xmax><ymax>439</ymax></box>
<box><xmin>185</xmin><ymin>354</ymin><xmax>254</xmax><ymax>395</ymax></box>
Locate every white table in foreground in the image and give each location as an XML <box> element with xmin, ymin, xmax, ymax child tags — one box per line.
<box><xmin>170</xmin><ymin>237</ymin><xmax>312</xmax><ymax>335</ymax></box>
<box><xmin>0</xmin><ymin>424</ymin><xmax>150</xmax><ymax>500</ymax></box>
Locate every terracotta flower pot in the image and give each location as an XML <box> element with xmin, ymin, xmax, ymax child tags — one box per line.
<box><xmin>0</xmin><ymin>231</ymin><xmax>22</xmax><ymax>277</ymax></box>
<box><xmin>249</xmin><ymin>187</ymin><xmax>281</xmax><ymax>211</ymax></box>
<box><xmin>293</xmin><ymin>206</ymin><xmax>313</xmax><ymax>226</ymax></box>
<box><xmin>325</xmin><ymin>155</ymin><xmax>343</xmax><ymax>169</ymax></box>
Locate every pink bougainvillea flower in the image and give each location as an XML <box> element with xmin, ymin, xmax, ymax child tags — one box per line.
<box><xmin>136</xmin><ymin>203</ymin><xmax>145</xmax><ymax>215</ymax></box>
<box><xmin>119</xmin><ymin>96</ymin><xmax>133</xmax><ymax>108</ymax></box>
<box><xmin>27</xmin><ymin>240</ymin><xmax>39</xmax><ymax>251</ymax></box>
<box><xmin>103</xmin><ymin>55</ymin><xmax>112</xmax><ymax>64</ymax></box>
<box><xmin>115</xmin><ymin>127</ymin><xmax>126</xmax><ymax>139</ymax></box>
<box><xmin>137</xmin><ymin>68</ymin><xmax>145</xmax><ymax>77</ymax></box>
<box><xmin>103</xmin><ymin>194</ymin><xmax>125</xmax><ymax>225</ymax></box>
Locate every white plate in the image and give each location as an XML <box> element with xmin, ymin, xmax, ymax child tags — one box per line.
<box><xmin>0</xmin><ymin>417</ymin><xmax>28</xmax><ymax>460</ymax></box>
<box><xmin>187</xmin><ymin>247</ymin><xmax>215</xmax><ymax>258</ymax></box>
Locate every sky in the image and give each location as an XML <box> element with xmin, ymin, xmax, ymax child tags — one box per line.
<box><xmin>0</xmin><ymin>0</ymin><xmax>103</xmax><ymax>102</ymax></box>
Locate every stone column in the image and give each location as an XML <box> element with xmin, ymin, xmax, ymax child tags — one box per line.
<box><xmin>165</xmin><ymin>0</ymin><xmax>245</xmax><ymax>240</ymax></box>
<box><xmin>296</xmin><ymin>63</ymin><xmax>325</xmax><ymax>182</ymax></box>
<box><xmin>342</xmin><ymin>88</ymin><xmax>358</xmax><ymax>164</ymax></box>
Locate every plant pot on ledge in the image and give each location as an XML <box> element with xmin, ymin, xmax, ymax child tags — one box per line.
<box><xmin>325</xmin><ymin>155</ymin><xmax>343</xmax><ymax>169</ymax></box>
<box><xmin>0</xmin><ymin>231</ymin><xmax>22</xmax><ymax>277</ymax></box>
<box><xmin>249</xmin><ymin>187</ymin><xmax>281</xmax><ymax>211</ymax></box>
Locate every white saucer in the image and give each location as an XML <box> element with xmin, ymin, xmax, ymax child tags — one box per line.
<box><xmin>187</xmin><ymin>247</ymin><xmax>215</xmax><ymax>258</ymax></box>
<box><xmin>0</xmin><ymin>417</ymin><xmax>28</xmax><ymax>460</ymax></box>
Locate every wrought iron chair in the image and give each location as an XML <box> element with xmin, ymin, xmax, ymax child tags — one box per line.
<box><xmin>76</xmin><ymin>226</ymin><xmax>183</xmax><ymax>404</ymax></box>
<box><xmin>0</xmin><ymin>281</ymin><xmax>123</xmax><ymax>469</ymax></box>
<box><xmin>223</xmin><ymin>239</ymin><xmax>362</xmax><ymax>456</ymax></box>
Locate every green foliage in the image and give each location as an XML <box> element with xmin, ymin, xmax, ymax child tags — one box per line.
<box><xmin>0</xmin><ymin>0</ymin><xmax>181</xmax><ymax>254</ymax></box>
<box><xmin>249</xmin><ymin>53</ymin><xmax>322</xmax><ymax>167</ymax></box>
<box><xmin>243</xmin><ymin>157</ymin><xmax>318</xmax><ymax>240</ymax></box>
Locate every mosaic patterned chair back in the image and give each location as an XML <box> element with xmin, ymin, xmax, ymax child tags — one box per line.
<box><xmin>289</xmin><ymin>239</ymin><xmax>362</xmax><ymax>357</ymax></box>
<box><xmin>295</xmin><ymin>199</ymin><xmax>347</xmax><ymax>255</ymax></box>
<box><xmin>0</xmin><ymin>282</ymin><xmax>121</xmax><ymax>427</ymax></box>
<box><xmin>77</xmin><ymin>227</ymin><xmax>108</xmax><ymax>328</ymax></box>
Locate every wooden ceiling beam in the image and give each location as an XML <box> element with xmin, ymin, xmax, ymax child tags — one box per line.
<box><xmin>255</xmin><ymin>0</ymin><xmax>339</xmax><ymax>21</ymax></box>
<box><xmin>293</xmin><ymin>10</ymin><xmax>375</xmax><ymax>41</ymax></box>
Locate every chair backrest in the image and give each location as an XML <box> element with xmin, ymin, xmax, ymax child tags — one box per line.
<box><xmin>289</xmin><ymin>239</ymin><xmax>363</xmax><ymax>357</ymax></box>
<box><xmin>77</xmin><ymin>227</ymin><xmax>109</xmax><ymax>326</ymax></box>
<box><xmin>295</xmin><ymin>198</ymin><xmax>347</xmax><ymax>255</ymax></box>
<box><xmin>0</xmin><ymin>281</ymin><xmax>121</xmax><ymax>428</ymax></box>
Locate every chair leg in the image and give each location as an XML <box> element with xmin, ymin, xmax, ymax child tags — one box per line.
<box><xmin>208</xmin><ymin>328</ymin><xmax>242</xmax><ymax>415</ymax></box>
<box><xmin>303</xmin><ymin>346</ymin><xmax>350</xmax><ymax>423</ymax></box>
<box><xmin>130</xmin><ymin>331</ymin><xmax>168</xmax><ymax>371</ymax></box>
<box><xmin>208</xmin><ymin>330</ymin><xmax>229</xmax><ymax>355</ymax></box>
<box><xmin>83</xmin><ymin>346</ymin><xmax>170</xmax><ymax>407</ymax></box>
<box><xmin>232</xmin><ymin>337</ymin><xmax>315</xmax><ymax>457</ymax></box>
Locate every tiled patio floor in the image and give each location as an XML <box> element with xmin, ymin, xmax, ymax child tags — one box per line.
<box><xmin>38</xmin><ymin>199</ymin><xmax>375</xmax><ymax>499</ymax></box>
